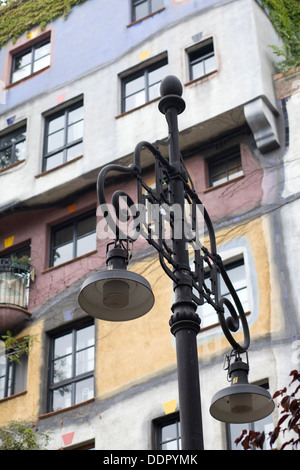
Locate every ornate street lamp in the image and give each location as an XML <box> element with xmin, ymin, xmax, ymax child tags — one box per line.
<box><xmin>79</xmin><ymin>76</ymin><xmax>274</xmax><ymax>450</ymax></box>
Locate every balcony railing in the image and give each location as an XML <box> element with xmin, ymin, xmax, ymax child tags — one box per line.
<box><xmin>0</xmin><ymin>258</ymin><xmax>31</xmax><ymax>310</ymax></box>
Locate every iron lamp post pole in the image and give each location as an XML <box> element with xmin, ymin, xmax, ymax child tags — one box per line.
<box><xmin>158</xmin><ymin>77</ymin><xmax>204</xmax><ymax>450</ymax></box>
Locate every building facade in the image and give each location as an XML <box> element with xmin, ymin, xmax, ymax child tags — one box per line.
<box><xmin>0</xmin><ymin>0</ymin><xmax>299</xmax><ymax>450</ymax></box>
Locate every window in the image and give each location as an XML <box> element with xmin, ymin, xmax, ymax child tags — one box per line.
<box><xmin>1</xmin><ymin>244</ymin><xmax>31</xmax><ymax>262</ymax></box>
<box><xmin>0</xmin><ymin>125</ymin><xmax>26</xmax><ymax>170</ymax></box>
<box><xmin>50</xmin><ymin>211</ymin><xmax>96</xmax><ymax>267</ymax></box>
<box><xmin>0</xmin><ymin>348</ymin><xmax>28</xmax><ymax>400</ymax></box>
<box><xmin>227</xmin><ymin>384</ymin><xmax>274</xmax><ymax>450</ymax></box>
<box><xmin>43</xmin><ymin>100</ymin><xmax>84</xmax><ymax>172</ymax></box>
<box><xmin>11</xmin><ymin>37</ymin><xmax>51</xmax><ymax>84</ymax></box>
<box><xmin>197</xmin><ymin>257</ymin><xmax>249</xmax><ymax>329</ymax></box>
<box><xmin>152</xmin><ymin>412</ymin><xmax>181</xmax><ymax>450</ymax></box>
<box><xmin>132</xmin><ymin>0</ymin><xmax>164</xmax><ymax>22</ymax></box>
<box><xmin>48</xmin><ymin>322</ymin><xmax>95</xmax><ymax>412</ymax></box>
<box><xmin>208</xmin><ymin>147</ymin><xmax>243</xmax><ymax>187</ymax></box>
<box><xmin>121</xmin><ymin>57</ymin><xmax>168</xmax><ymax>113</ymax></box>
<box><xmin>188</xmin><ymin>39</ymin><xmax>216</xmax><ymax>81</ymax></box>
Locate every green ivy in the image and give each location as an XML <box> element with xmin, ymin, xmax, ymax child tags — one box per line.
<box><xmin>1</xmin><ymin>330</ymin><xmax>36</xmax><ymax>363</ymax></box>
<box><xmin>262</xmin><ymin>0</ymin><xmax>300</xmax><ymax>71</ymax></box>
<box><xmin>0</xmin><ymin>420</ymin><xmax>50</xmax><ymax>450</ymax></box>
<box><xmin>0</xmin><ymin>0</ymin><xmax>89</xmax><ymax>49</ymax></box>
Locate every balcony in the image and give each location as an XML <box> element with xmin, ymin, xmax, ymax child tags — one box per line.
<box><xmin>0</xmin><ymin>258</ymin><xmax>32</xmax><ymax>334</ymax></box>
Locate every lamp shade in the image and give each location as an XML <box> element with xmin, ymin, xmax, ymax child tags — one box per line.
<box><xmin>209</xmin><ymin>358</ymin><xmax>275</xmax><ymax>423</ymax></box>
<box><xmin>78</xmin><ymin>269</ymin><xmax>155</xmax><ymax>321</ymax></box>
<box><xmin>210</xmin><ymin>383</ymin><xmax>275</xmax><ymax>423</ymax></box>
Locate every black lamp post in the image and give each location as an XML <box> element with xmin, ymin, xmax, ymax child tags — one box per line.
<box><xmin>79</xmin><ymin>76</ymin><xmax>274</xmax><ymax>450</ymax></box>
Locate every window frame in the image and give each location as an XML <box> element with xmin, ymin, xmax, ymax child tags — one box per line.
<box><xmin>43</xmin><ymin>100</ymin><xmax>84</xmax><ymax>172</ymax></box>
<box><xmin>49</xmin><ymin>210</ymin><xmax>96</xmax><ymax>268</ymax></box>
<box><xmin>0</xmin><ymin>124</ymin><xmax>27</xmax><ymax>170</ymax></box>
<box><xmin>187</xmin><ymin>37</ymin><xmax>217</xmax><ymax>82</ymax></box>
<box><xmin>196</xmin><ymin>255</ymin><xmax>249</xmax><ymax>330</ymax></box>
<box><xmin>0</xmin><ymin>346</ymin><xmax>28</xmax><ymax>400</ymax></box>
<box><xmin>152</xmin><ymin>412</ymin><xmax>181</xmax><ymax>450</ymax></box>
<box><xmin>131</xmin><ymin>0</ymin><xmax>164</xmax><ymax>23</ymax></box>
<box><xmin>47</xmin><ymin>320</ymin><xmax>95</xmax><ymax>413</ymax></box>
<box><xmin>121</xmin><ymin>56</ymin><xmax>168</xmax><ymax>114</ymax></box>
<box><xmin>0</xmin><ymin>355</ymin><xmax>15</xmax><ymax>399</ymax></box>
<box><xmin>208</xmin><ymin>146</ymin><xmax>243</xmax><ymax>188</ymax></box>
<box><xmin>10</xmin><ymin>36</ymin><xmax>51</xmax><ymax>84</ymax></box>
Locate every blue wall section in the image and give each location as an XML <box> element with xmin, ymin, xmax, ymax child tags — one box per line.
<box><xmin>0</xmin><ymin>0</ymin><xmax>219</xmax><ymax>112</ymax></box>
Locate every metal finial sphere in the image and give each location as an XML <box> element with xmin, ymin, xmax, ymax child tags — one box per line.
<box><xmin>160</xmin><ymin>75</ymin><xmax>183</xmax><ymax>97</ymax></box>
<box><xmin>158</xmin><ymin>75</ymin><xmax>185</xmax><ymax>115</ymax></box>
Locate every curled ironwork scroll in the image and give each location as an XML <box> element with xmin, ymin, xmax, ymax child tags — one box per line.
<box><xmin>97</xmin><ymin>140</ymin><xmax>250</xmax><ymax>353</ymax></box>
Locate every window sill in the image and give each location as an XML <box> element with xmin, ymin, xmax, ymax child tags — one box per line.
<box><xmin>38</xmin><ymin>398</ymin><xmax>95</xmax><ymax>420</ymax></box>
<box><xmin>0</xmin><ymin>159</ymin><xmax>25</xmax><ymax>175</ymax></box>
<box><xmin>35</xmin><ymin>155</ymin><xmax>83</xmax><ymax>178</ymax></box>
<box><xmin>115</xmin><ymin>97</ymin><xmax>160</xmax><ymax>119</ymax></box>
<box><xmin>203</xmin><ymin>175</ymin><xmax>245</xmax><ymax>193</ymax></box>
<box><xmin>41</xmin><ymin>249</ymin><xmax>97</xmax><ymax>274</ymax></box>
<box><xmin>184</xmin><ymin>70</ymin><xmax>218</xmax><ymax>87</ymax></box>
<box><xmin>0</xmin><ymin>390</ymin><xmax>27</xmax><ymax>404</ymax></box>
<box><xmin>127</xmin><ymin>8</ymin><xmax>165</xmax><ymax>27</ymax></box>
<box><xmin>200</xmin><ymin>310</ymin><xmax>251</xmax><ymax>333</ymax></box>
<box><xmin>5</xmin><ymin>66</ymin><xmax>51</xmax><ymax>89</ymax></box>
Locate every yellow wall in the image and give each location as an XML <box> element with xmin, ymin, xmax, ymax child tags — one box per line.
<box><xmin>95</xmin><ymin>215</ymin><xmax>279</xmax><ymax>397</ymax></box>
<box><xmin>0</xmin><ymin>215</ymin><xmax>283</xmax><ymax>424</ymax></box>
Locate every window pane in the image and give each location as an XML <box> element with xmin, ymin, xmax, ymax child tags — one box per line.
<box><xmin>220</xmin><ymin>263</ymin><xmax>245</xmax><ymax>295</ymax></box>
<box><xmin>212</xmin><ymin>172</ymin><xmax>227</xmax><ymax>187</ymax></box>
<box><xmin>124</xmin><ymin>90</ymin><xmax>145</xmax><ymax>112</ymax></box>
<box><xmin>53</xmin><ymin>243</ymin><xmax>73</xmax><ymax>266</ymax></box>
<box><xmin>77</xmin><ymin>324</ymin><xmax>95</xmax><ymax>350</ymax></box>
<box><xmin>77</xmin><ymin>215</ymin><xmax>96</xmax><ymax>238</ymax></box>
<box><xmin>75</xmin><ymin>377</ymin><xmax>94</xmax><ymax>404</ymax></box>
<box><xmin>34</xmin><ymin>41</ymin><xmax>50</xmax><ymax>61</ymax></box>
<box><xmin>53</xmin><ymin>333</ymin><xmax>73</xmax><ymax>383</ymax></box>
<box><xmin>15</xmin><ymin>141</ymin><xmax>26</xmax><ymax>161</ymax></box>
<box><xmin>47</xmin><ymin>129</ymin><xmax>65</xmax><ymax>153</ymax></box>
<box><xmin>52</xmin><ymin>384</ymin><xmax>72</xmax><ymax>411</ymax></box>
<box><xmin>66</xmin><ymin>142</ymin><xmax>83</xmax><ymax>161</ymax></box>
<box><xmin>148</xmin><ymin>63</ymin><xmax>167</xmax><ymax>86</ymax></box>
<box><xmin>191</xmin><ymin>61</ymin><xmax>204</xmax><ymax>80</ymax></box>
<box><xmin>204</xmin><ymin>55</ymin><xmax>216</xmax><ymax>74</ymax></box>
<box><xmin>44</xmin><ymin>151</ymin><xmax>64</xmax><ymax>171</ymax></box>
<box><xmin>33</xmin><ymin>54</ymin><xmax>51</xmax><ymax>73</ymax></box>
<box><xmin>14</xmin><ymin>51</ymin><xmax>32</xmax><ymax>70</ymax></box>
<box><xmin>77</xmin><ymin>232</ymin><xmax>96</xmax><ymax>258</ymax></box>
<box><xmin>162</xmin><ymin>422</ymin><xmax>177</xmax><ymax>442</ymax></box>
<box><xmin>48</xmin><ymin>115</ymin><xmax>65</xmax><ymax>135</ymax></box>
<box><xmin>54</xmin><ymin>224</ymin><xmax>74</xmax><ymax>247</ymax></box>
<box><xmin>54</xmin><ymin>333</ymin><xmax>72</xmax><ymax>358</ymax></box>
<box><xmin>67</xmin><ymin>120</ymin><xmax>84</xmax><ymax>143</ymax></box>
<box><xmin>0</xmin><ymin>128</ymin><xmax>26</xmax><ymax>147</ymax></box>
<box><xmin>0</xmin><ymin>148</ymin><xmax>12</xmax><ymax>168</ymax></box>
<box><xmin>148</xmin><ymin>82</ymin><xmax>161</xmax><ymax>101</ymax></box>
<box><xmin>0</xmin><ymin>376</ymin><xmax>5</xmax><ymax>399</ymax></box>
<box><xmin>12</xmin><ymin>65</ymin><xmax>31</xmax><ymax>83</ymax></box>
<box><xmin>53</xmin><ymin>355</ymin><xmax>72</xmax><ymax>383</ymax></box>
<box><xmin>125</xmin><ymin>75</ymin><xmax>145</xmax><ymax>98</ymax></box>
<box><xmin>133</xmin><ymin>2</ymin><xmax>148</xmax><ymax>21</ymax></box>
<box><xmin>68</xmin><ymin>106</ymin><xmax>83</xmax><ymax>125</ymax></box>
<box><xmin>76</xmin><ymin>348</ymin><xmax>94</xmax><ymax>375</ymax></box>
<box><xmin>162</xmin><ymin>440</ymin><xmax>178</xmax><ymax>450</ymax></box>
